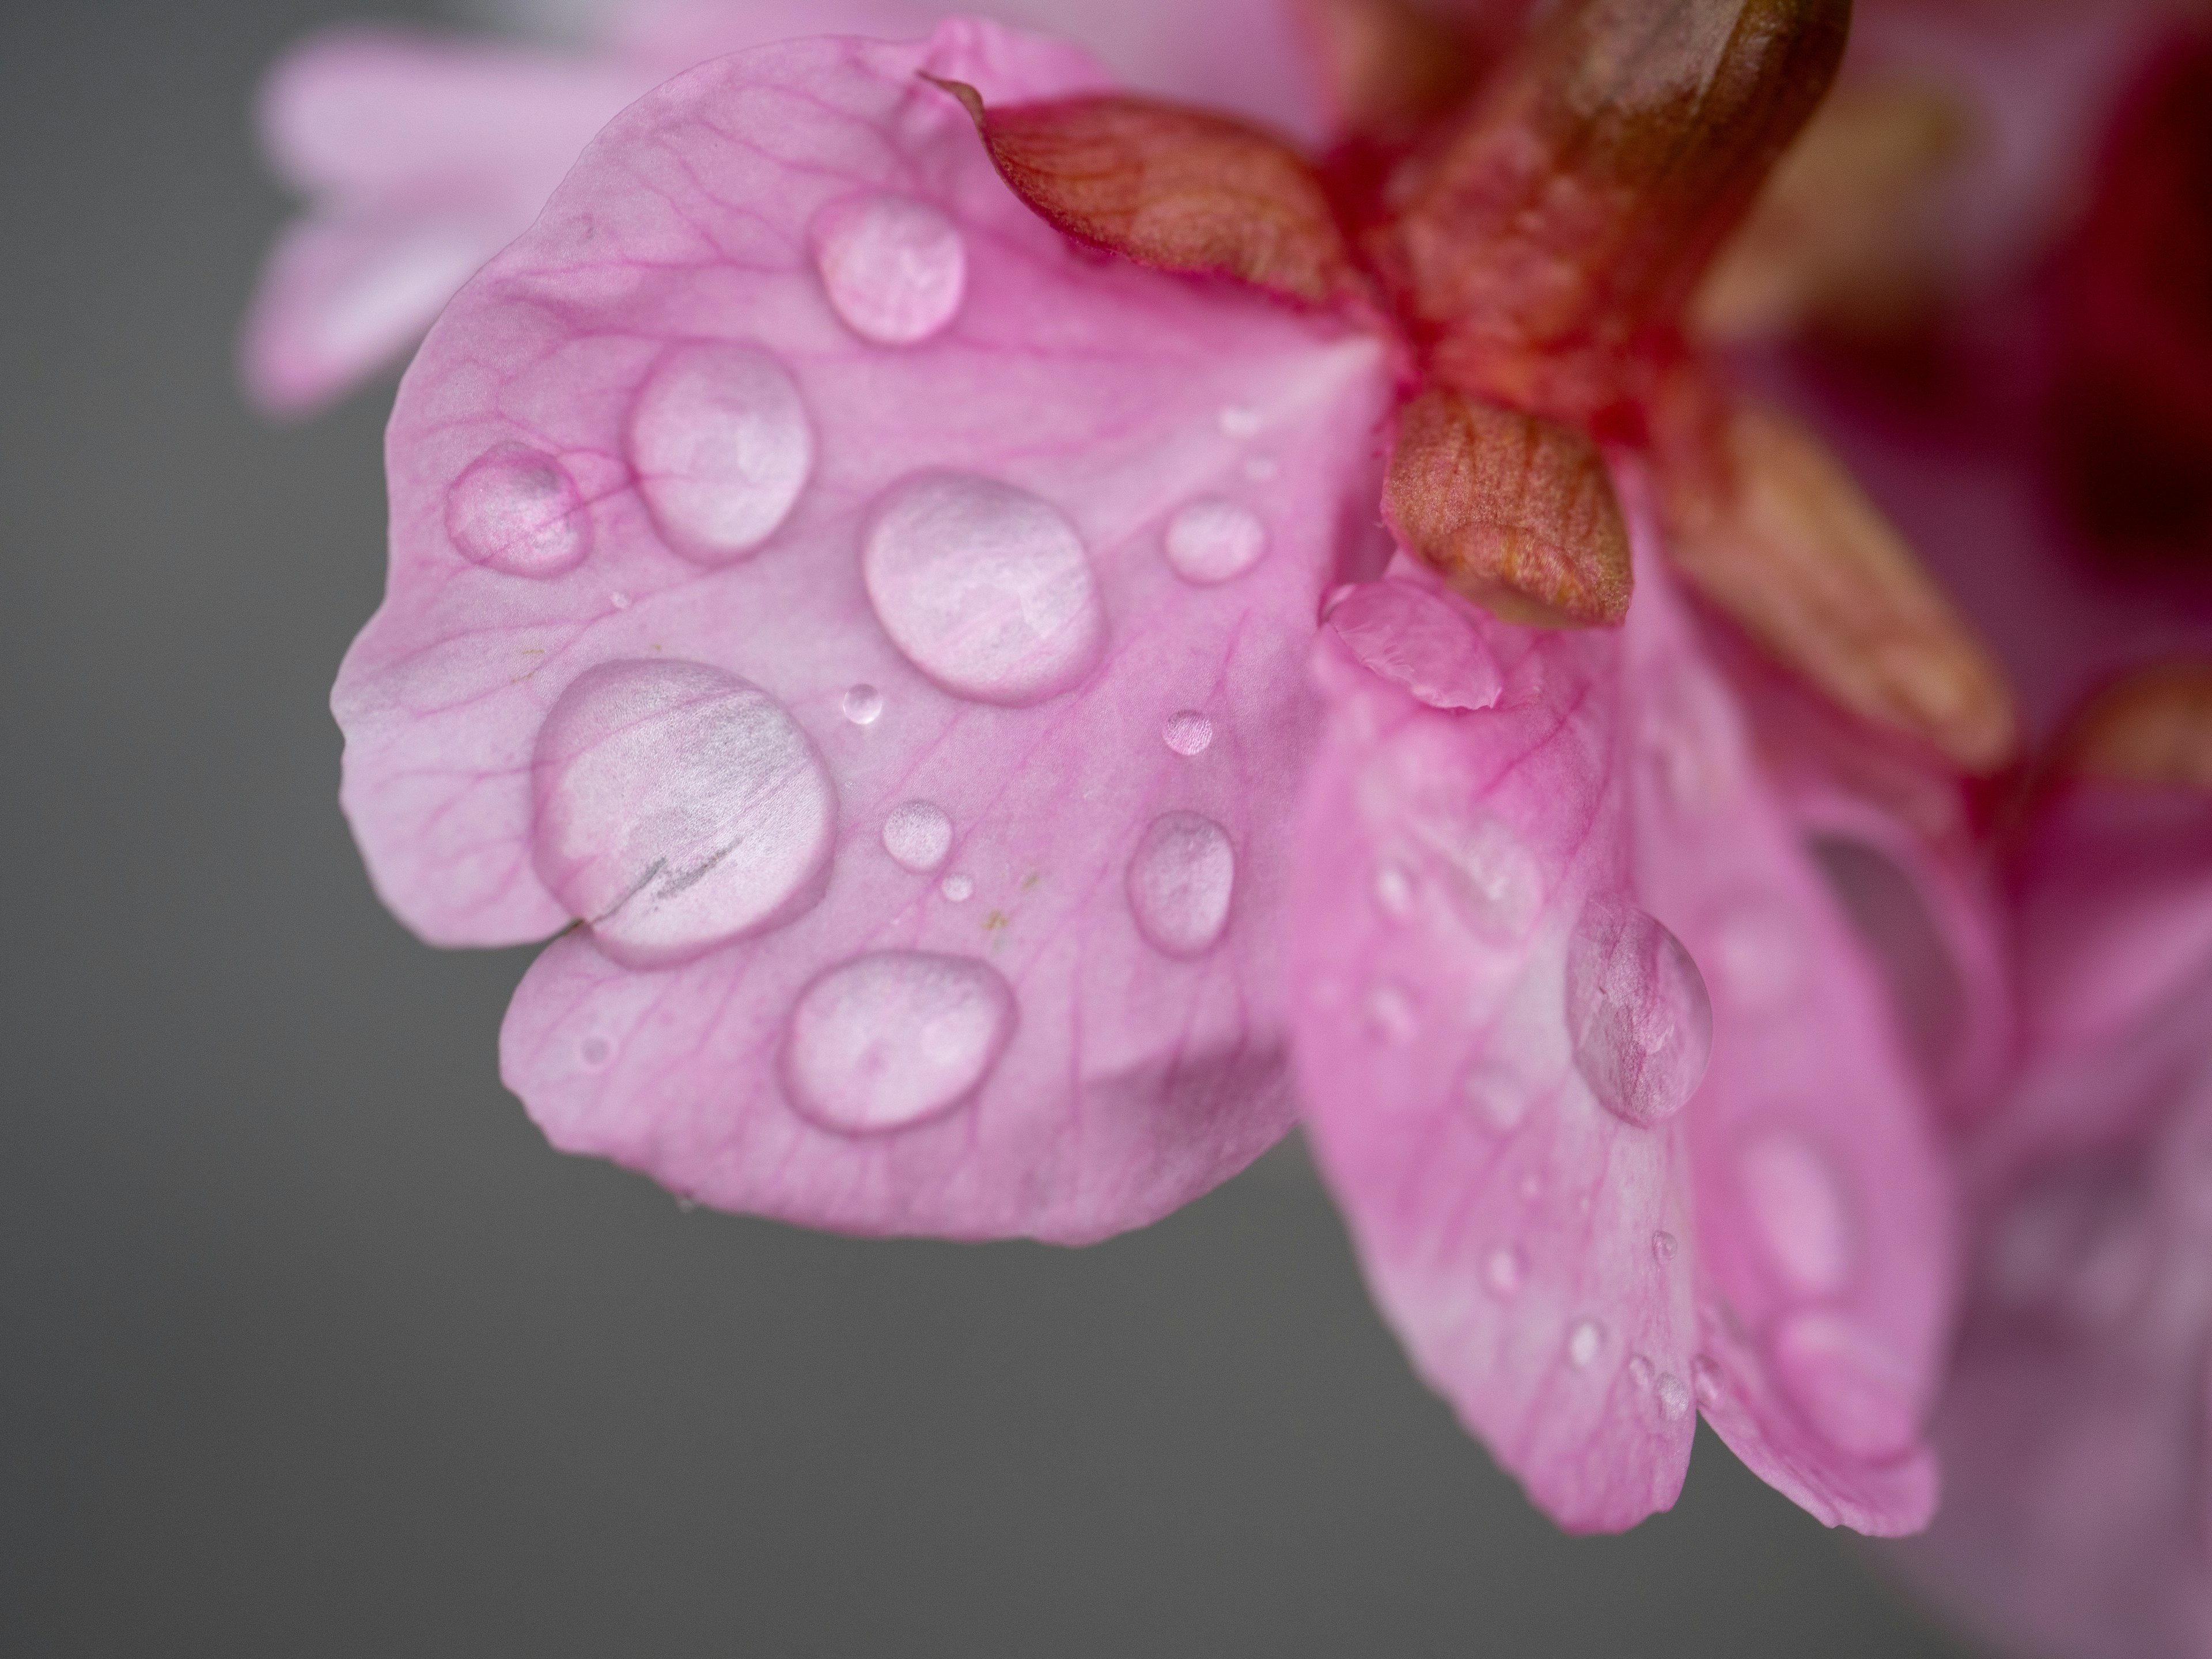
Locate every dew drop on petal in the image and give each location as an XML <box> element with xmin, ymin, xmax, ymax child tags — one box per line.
<box><xmin>1567</xmin><ymin>1319</ymin><xmax>1604</xmax><ymax>1369</ymax></box>
<box><xmin>1770</xmin><ymin>1310</ymin><xmax>1920</xmax><ymax>1460</ymax></box>
<box><xmin>1217</xmin><ymin>404</ymin><xmax>1262</xmax><ymax>437</ymax></box>
<box><xmin>1652</xmin><ymin>1229</ymin><xmax>1680</xmax><ymax>1264</ymax></box>
<box><xmin>628</xmin><ymin>342</ymin><xmax>814</xmax><ymax>563</ymax></box>
<box><xmin>1162</xmin><ymin>710</ymin><xmax>1214</xmax><ymax>756</ymax></box>
<box><xmin>881</xmin><ymin>800</ymin><xmax>954</xmax><ymax>873</ymax></box>
<box><xmin>940</xmin><ymin>872</ymin><xmax>975</xmax><ymax>903</ymax></box>
<box><xmin>1365</xmin><ymin>980</ymin><xmax>1418</xmax><ymax>1043</ymax></box>
<box><xmin>1712</xmin><ymin>899</ymin><xmax>1802</xmax><ymax>1012</ymax></box>
<box><xmin>531</xmin><ymin>659</ymin><xmax>836</xmax><ymax>968</ymax></box>
<box><xmin>1740</xmin><ymin>1130</ymin><xmax>1855</xmax><ymax>1297</ymax></box>
<box><xmin>1654</xmin><ymin>1372</ymin><xmax>1694</xmax><ymax>1422</ymax></box>
<box><xmin>842</xmin><ymin>684</ymin><xmax>884</xmax><ymax>726</ymax></box>
<box><xmin>1435</xmin><ymin>816</ymin><xmax>1541</xmax><ymax>942</ymax></box>
<box><xmin>1627</xmin><ymin>1353</ymin><xmax>1656</xmax><ymax>1389</ymax></box>
<box><xmin>864</xmin><ymin>472</ymin><xmax>1104</xmax><ymax>705</ymax></box>
<box><xmin>1692</xmin><ymin>1355</ymin><xmax>1726</xmax><ymax>1408</ymax></box>
<box><xmin>1373</xmin><ymin>861</ymin><xmax>1415</xmax><ymax>919</ymax></box>
<box><xmin>611</xmin><ymin>590</ymin><xmax>631</xmax><ymax>609</ymax></box>
<box><xmin>1163</xmin><ymin>498</ymin><xmax>1268</xmax><ymax>585</ymax></box>
<box><xmin>1330</xmin><ymin>584</ymin><xmax>1504</xmax><ymax>711</ymax></box>
<box><xmin>811</xmin><ymin>193</ymin><xmax>966</xmax><ymax>346</ymax></box>
<box><xmin>1484</xmin><ymin>1243</ymin><xmax>1527</xmax><ymax>1298</ymax></box>
<box><xmin>783</xmin><ymin>950</ymin><xmax>1015</xmax><ymax>1134</ymax></box>
<box><xmin>447</xmin><ymin>444</ymin><xmax>590</xmax><ymax>577</ymax></box>
<box><xmin>1462</xmin><ymin>1058</ymin><xmax>1533</xmax><ymax>1132</ymax></box>
<box><xmin>1126</xmin><ymin>811</ymin><xmax>1235</xmax><ymax>959</ymax></box>
<box><xmin>1565</xmin><ymin>897</ymin><xmax>1713</xmax><ymax>1128</ymax></box>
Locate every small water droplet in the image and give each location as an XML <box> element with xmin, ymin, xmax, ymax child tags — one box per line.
<box><xmin>628</xmin><ymin>341</ymin><xmax>813</xmax><ymax>563</ymax></box>
<box><xmin>811</xmin><ymin>193</ymin><xmax>965</xmax><ymax>345</ymax></box>
<box><xmin>783</xmin><ymin>950</ymin><xmax>1015</xmax><ymax>1133</ymax></box>
<box><xmin>1217</xmin><ymin>404</ymin><xmax>1262</xmax><ymax>438</ymax></box>
<box><xmin>1461</xmin><ymin>1059</ymin><xmax>1534</xmax><ymax>1132</ymax></box>
<box><xmin>1627</xmin><ymin>1353</ymin><xmax>1656</xmax><ymax>1389</ymax></box>
<box><xmin>610</xmin><ymin>590</ymin><xmax>632</xmax><ymax>610</ymax></box>
<box><xmin>1645</xmin><ymin>669</ymin><xmax>1741</xmax><ymax>813</ymax></box>
<box><xmin>1654</xmin><ymin>1372</ymin><xmax>1693</xmax><ymax>1421</ymax></box>
<box><xmin>1126</xmin><ymin>812</ymin><xmax>1235</xmax><ymax>958</ymax></box>
<box><xmin>531</xmin><ymin>659</ymin><xmax>836</xmax><ymax>967</ymax></box>
<box><xmin>1565</xmin><ymin>897</ymin><xmax>1713</xmax><ymax>1128</ymax></box>
<box><xmin>1518</xmin><ymin>1171</ymin><xmax>1544</xmax><ymax>1202</ymax></box>
<box><xmin>881</xmin><ymin>800</ymin><xmax>954</xmax><ymax>873</ymax></box>
<box><xmin>864</xmin><ymin>472</ymin><xmax>1104</xmax><ymax>705</ymax></box>
<box><xmin>1365</xmin><ymin>980</ymin><xmax>1418</xmax><ymax>1043</ymax></box>
<box><xmin>1653</xmin><ymin>1229</ymin><xmax>1679</xmax><ymax>1263</ymax></box>
<box><xmin>1373</xmin><ymin>861</ymin><xmax>1415</xmax><ymax>919</ymax></box>
<box><xmin>1692</xmin><ymin>1355</ymin><xmax>1726</xmax><ymax>1408</ymax></box>
<box><xmin>1484</xmin><ymin>1244</ymin><xmax>1527</xmax><ymax>1298</ymax></box>
<box><xmin>1740</xmin><ymin>1130</ymin><xmax>1855</xmax><ymax>1297</ymax></box>
<box><xmin>1243</xmin><ymin>454</ymin><xmax>1279</xmax><ymax>482</ymax></box>
<box><xmin>1329</xmin><ymin>584</ymin><xmax>1503</xmax><ymax>711</ymax></box>
<box><xmin>1435</xmin><ymin>816</ymin><xmax>1541</xmax><ymax>942</ymax></box>
<box><xmin>940</xmin><ymin>872</ymin><xmax>976</xmax><ymax>903</ymax></box>
<box><xmin>1712</xmin><ymin>899</ymin><xmax>1802</xmax><ymax>1012</ymax></box>
<box><xmin>1770</xmin><ymin>1311</ymin><xmax>1919</xmax><ymax>1460</ymax></box>
<box><xmin>1567</xmin><ymin>1319</ymin><xmax>1604</xmax><ymax>1369</ymax></box>
<box><xmin>578</xmin><ymin>1035</ymin><xmax>612</xmax><ymax>1068</ymax></box>
<box><xmin>1162</xmin><ymin>498</ymin><xmax>1268</xmax><ymax>585</ymax></box>
<box><xmin>1162</xmin><ymin>710</ymin><xmax>1214</xmax><ymax>756</ymax></box>
<box><xmin>447</xmin><ymin>444</ymin><xmax>590</xmax><ymax>577</ymax></box>
<box><xmin>841</xmin><ymin>683</ymin><xmax>884</xmax><ymax>726</ymax></box>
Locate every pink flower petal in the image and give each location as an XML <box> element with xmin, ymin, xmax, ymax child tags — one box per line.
<box><xmin>336</xmin><ymin>20</ymin><xmax>1395</xmax><ymax>1240</ymax></box>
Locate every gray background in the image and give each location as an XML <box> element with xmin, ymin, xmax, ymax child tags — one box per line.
<box><xmin>0</xmin><ymin>2</ymin><xmax>1982</xmax><ymax>1653</ymax></box>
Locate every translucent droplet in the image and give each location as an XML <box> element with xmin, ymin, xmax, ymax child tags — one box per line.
<box><xmin>783</xmin><ymin>950</ymin><xmax>1015</xmax><ymax>1134</ymax></box>
<box><xmin>1126</xmin><ymin>812</ymin><xmax>1235</xmax><ymax>958</ymax></box>
<box><xmin>842</xmin><ymin>684</ymin><xmax>884</xmax><ymax>726</ymax></box>
<box><xmin>1484</xmin><ymin>1244</ymin><xmax>1527</xmax><ymax>1298</ymax></box>
<box><xmin>610</xmin><ymin>590</ymin><xmax>632</xmax><ymax>610</ymax></box>
<box><xmin>531</xmin><ymin>659</ymin><xmax>836</xmax><ymax>967</ymax></box>
<box><xmin>940</xmin><ymin>872</ymin><xmax>976</xmax><ymax>903</ymax></box>
<box><xmin>811</xmin><ymin>193</ymin><xmax>966</xmax><ymax>345</ymax></box>
<box><xmin>1217</xmin><ymin>404</ymin><xmax>1262</xmax><ymax>438</ymax></box>
<box><xmin>1770</xmin><ymin>1311</ymin><xmax>1919</xmax><ymax>1460</ymax></box>
<box><xmin>1712</xmin><ymin>899</ymin><xmax>1802</xmax><ymax>1012</ymax></box>
<box><xmin>1740</xmin><ymin>1130</ymin><xmax>1855</xmax><ymax>1297</ymax></box>
<box><xmin>1565</xmin><ymin>897</ymin><xmax>1714</xmax><ymax>1128</ymax></box>
<box><xmin>1654</xmin><ymin>1372</ymin><xmax>1693</xmax><ymax>1422</ymax></box>
<box><xmin>1518</xmin><ymin>1171</ymin><xmax>1544</xmax><ymax>1202</ymax></box>
<box><xmin>1567</xmin><ymin>1319</ymin><xmax>1604</xmax><ymax>1369</ymax></box>
<box><xmin>628</xmin><ymin>342</ymin><xmax>814</xmax><ymax>563</ymax></box>
<box><xmin>1329</xmin><ymin>584</ymin><xmax>1503</xmax><ymax>711</ymax></box>
<box><xmin>1162</xmin><ymin>498</ymin><xmax>1268</xmax><ymax>585</ymax></box>
<box><xmin>1645</xmin><ymin>669</ymin><xmax>1741</xmax><ymax>813</ymax></box>
<box><xmin>881</xmin><ymin>800</ymin><xmax>953</xmax><ymax>873</ymax></box>
<box><xmin>1652</xmin><ymin>1229</ymin><xmax>1680</xmax><ymax>1264</ymax></box>
<box><xmin>1373</xmin><ymin>861</ymin><xmax>1415</xmax><ymax>919</ymax></box>
<box><xmin>1365</xmin><ymin>980</ymin><xmax>1418</xmax><ymax>1044</ymax></box>
<box><xmin>446</xmin><ymin>444</ymin><xmax>590</xmax><ymax>577</ymax></box>
<box><xmin>1162</xmin><ymin>710</ymin><xmax>1214</xmax><ymax>756</ymax></box>
<box><xmin>1627</xmin><ymin>1353</ymin><xmax>1656</xmax><ymax>1389</ymax></box>
<box><xmin>863</xmin><ymin>472</ymin><xmax>1104</xmax><ymax>705</ymax></box>
<box><xmin>1461</xmin><ymin>1059</ymin><xmax>1534</xmax><ymax>1132</ymax></box>
<box><xmin>1437</xmin><ymin>817</ymin><xmax>1541</xmax><ymax>943</ymax></box>
<box><xmin>1692</xmin><ymin>1355</ymin><xmax>1726</xmax><ymax>1408</ymax></box>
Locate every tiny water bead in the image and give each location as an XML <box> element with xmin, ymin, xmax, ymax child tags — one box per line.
<box><xmin>1435</xmin><ymin>815</ymin><xmax>1542</xmax><ymax>943</ymax></box>
<box><xmin>1740</xmin><ymin>1130</ymin><xmax>1855</xmax><ymax>1297</ymax></box>
<box><xmin>1627</xmin><ymin>1354</ymin><xmax>1656</xmax><ymax>1389</ymax></box>
<box><xmin>1770</xmin><ymin>1310</ymin><xmax>1919</xmax><ymax>1460</ymax></box>
<box><xmin>628</xmin><ymin>341</ymin><xmax>814</xmax><ymax>563</ymax></box>
<box><xmin>446</xmin><ymin>444</ymin><xmax>590</xmax><ymax>577</ymax></box>
<box><xmin>783</xmin><ymin>950</ymin><xmax>1016</xmax><ymax>1134</ymax></box>
<box><xmin>531</xmin><ymin>659</ymin><xmax>836</xmax><ymax>968</ymax></box>
<box><xmin>1564</xmin><ymin>897</ymin><xmax>1714</xmax><ymax>1128</ymax></box>
<box><xmin>841</xmin><ymin>683</ymin><xmax>884</xmax><ymax>726</ymax></box>
<box><xmin>1483</xmin><ymin>1244</ymin><xmax>1527</xmax><ymax>1298</ymax></box>
<box><xmin>1162</xmin><ymin>498</ymin><xmax>1268</xmax><ymax>585</ymax></box>
<box><xmin>1162</xmin><ymin>710</ymin><xmax>1214</xmax><ymax>756</ymax></box>
<box><xmin>1653</xmin><ymin>1229</ymin><xmax>1680</xmax><ymax>1263</ymax></box>
<box><xmin>1654</xmin><ymin>1372</ymin><xmax>1694</xmax><ymax>1422</ymax></box>
<box><xmin>1329</xmin><ymin>584</ymin><xmax>1504</xmax><ymax>712</ymax></box>
<box><xmin>1365</xmin><ymin>980</ymin><xmax>1419</xmax><ymax>1043</ymax></box>
<box><xmin>1373</xmin><ymin>861</ymin><xmax>1415</xmax><ymax>919</ymax></box>
<box><xmin>882</xmin><ymin>800</ymin><xmax>954</xmax><ymax>873</ymax></box>
<box><xmin>1126</xmin><ymin>812</ymin><xmax>1236</xmax><ymax>958</ymax></box>
<box><xmin>1567</xmin><ymin>1319</ymin><xmax>1604</xmax><ymax>1369</ymax></box>
<box><xmin>940</xmin><ymin>872</ymin><xmax>976</xmax><ymax>903</ymax></box>
<box><xmin>863</xmin><ymin>472</ymin><xmax>1104</xmax><ymax>706</ymax></box>
<box><xmin>1711</xmin><ymin>899</ymin><xmax>1802</xmax><ymax>1012</ymax></box>
<box><xmin>1463</xmin><ymin>1059</ymin><xmax>1533</xmax><ymax>1132</ymax></box>
<box><xmin>1692</xmin><ymin>1355</ymin><xmax>1726</xmax><ymax>1408</ymax></box>
<box><xmin>811</xmin><ymin>194</ymin><xmax>967</xmax><ymax>346</ymax></box>
<box><xmin>1216</xmin><ymin>404</ymin><xmax>1262</xmax><ymax>437</ymax></box>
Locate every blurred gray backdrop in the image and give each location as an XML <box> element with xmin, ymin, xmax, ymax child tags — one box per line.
<box><xmin>0</xmin><ymin>2</ymin><xmax>1982</xmax><ymax>1653</ymax></box>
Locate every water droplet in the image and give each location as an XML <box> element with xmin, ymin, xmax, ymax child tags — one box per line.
<box><xmin>1243</xmin><ymin>454</ymin><xmax>1279</xmax><ymax>482</ymax></box>
<box><xmin>940</xmin><ymin>872</ymin><xmax>976</xmax><ymax>903</ymax></box>
<box><xmin>811</xmin><ymin>193</ymin><xmax>966</xmax><ymax>345</ymax></box>
<box><xmin>1365</xmin><ymin>980</ymin><xmax>1418</xmax><ymax>1043</ymax></box>
<box><xmin>1692</xmin><ymin>1355</ymin><xmax>1726</xmax><ymax>1408</ymax></box>
<box><xmin>1373</xmin><ymin>861</ymin><xmax>1415</xmax><ymax>919</ymax></box>
<box><xmin>1652</xmin><ymin>1229</ymin><xmax>1680</xmax><ymax>1264</ymax></box>
<box><xmin>1567</xmin><ymin>1319</ymin><xmax>1604</xmax><ymax>1369</ymax></box>
<box><xmin>1217</xmin><ymin>404</ymin><xmax>1262</xmax><ymax>438</ymax></box>
<box><xmin>1461</xmin><ymin>1058</ymin><xmax>1534</xmax><ymax>1132</ymax></box>
<box><xmin>446</xmin><ymin>444</ymin><xmax>590</xmax><ymax>577</ymax></box>
<box><xmin>1484</xmin><ymin>1244</ymin><xmax>1526</xmax><ymax>1298</ymax></box>
<box><xmin>531</xmin><ymin>659</ymin><xmax>836</xmax><ymax>967</ymax></box>
<box><xmin>610</xmin><ymin>590</ymin><xmax>632</xmax><ymax>610</ymax></box>
<box><xmin>1770</xmin><ymin>1310</ymin><xmax>1919</xmax><ymax>1460</ymax></box>
<box><xmin>783</xmin><ymin>950</ymin><xmax>1015</xmax><ymax>1133</ymax></box>
<box><xmin>1645</xmin><ymin>669</ymin><xmax>1741</xmax><ymax>813</ymax></box>
<box><xmin>1433</xmin><ymin>816</ymin><xmax>1541</xmax><ymax>942</ymax></box>
<box><xmin>1565</xmin><ymin>897</ymin><xmax>1713</xmax><ymax>1128</ymax></box>
<box><xmin>1329</xmin><ymin>584</ymin><xmax>1503</xmax><ymax>711</ymax></box>
<box><xmin>628</xmin><ymin>341</ymin><xmax>814</xmax><ymax>563</ymax></box>
<box><xmin>842</xmin><ymin>684</ymin><xmax>884</xmax><ymax>726</ymax></box>
<box><xmin>1712</xmin><ymin>899</ymin><xmax>1802</xmax><ymax>1012</ymax></box>
<box><xmin>1126</xmin><ymin>812</ymin><xmax>1235</xmax><ymax>958</ymax></box>
<box><xmin>1654</xmin><ymin>1372</ymin><xmax>1693</xmax><ymax>1422</ymax></box>
<box><xmin>863</xmin><ymin>472</ymin><xmax>1104</xmax><ymax>705</ymax></box>
<box><xmin>1162</xmin><ymin>498</ymin><xmax>1267</xmax><ymax>585</ymax></box>
<box><xmin>1518</xmin><ymin>1171</ymin><xmax>1544</xmax><ymax>1202</ymax></box>
<box><xmin>1627</xmin><ymin>1353</ymin><xmax>1656</xmax><ymax>1389</ymax></box>
<box><xmin>1162</xmin><ymin>710</ymin><xmax>1214</xmax><ymax>756</ymax></box>
<box><xmin>578</xmin><ymin>1036</ymin><xmax>612</xmax><ymax>1069</ymax></box>
<box><xmin>881</xmin><ymin>800</ymin><xmax>953</xmax><ymax>873</ymax></box>
<box><xmin>1740</xmin><ymin>1130</ymin><xmax>1855</xmax><ymax>1297</ymax></box>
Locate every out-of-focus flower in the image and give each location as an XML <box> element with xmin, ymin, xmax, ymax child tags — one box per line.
<box><xmin>319</xmin><ymin>0</ymin><xmax>2016</xmax><ymax>1540</ymax></box>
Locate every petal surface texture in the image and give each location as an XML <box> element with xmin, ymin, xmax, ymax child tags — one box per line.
<box><xmin>1290</xmin><ymin>498</ymin><xmax>1951</xmax><ymax>1534</ymax></box>
<box><xmin>333</xmin><ymin>21</ymin><xmax>1394</xmax><ymax>1242</ymax></box>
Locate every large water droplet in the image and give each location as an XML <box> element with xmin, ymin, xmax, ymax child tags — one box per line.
<box><xmin>783</xmin><ymin>951</ymin><xmax>1016</xmax><ymax>1134</ymax></box>
<box><xmin>1566</xmin><ymin>1319</ymin><xmax>1604</xmax><ymax>1369</ymax></box>
<box><xmin>1330</xmin><ymin>584</ymin><xmax>1503</xmax><ymax>711</ymax></box>
<box><xmin>1162</xmin><ymin>498</ymin><xmax>1267</xmax><ymax>585</ymax></box>
<box><xmin>812</xmin><ymin>194</ymin><xmax>967</xmax><ymax>345</ymax></box>
<box><xmin>1740</xmin><ymin>1130</ymin><xmax>1855</xmax><ymax>1297</ymax></box>
<box><xmin>1162</xmin><ymin>710</ymin><xmax>1214</xmax><ymax>756</ymax></box>
<box><xmin>447</xmin><ymin>444</ymin><xmax>590</xmax><ymax>577</ymax></box>
<box><xmin>842</xmin><ymin>684</ymin><xmax>884</xmax><ymax>726</ymax></box>
<box><xmin>1565</xmin><ymin>897</ymin><xmax>1713</xmax><ymax>1128</ymax></box>
<box><xmin>628</xmin><ymin>342</ymin><xmax>813</xmax><ymax>563</ymax></box>
<box><xmin>531</xmin><ymin>659</ymin><xmax>836</xmax><ymax>967</ymax></box>
<box><xmin>1770</xmin><ymin>1311</ymin><xmax>1919</xmax><ymax>1460</ymax></box>
<box><xmin>863</xmin><ymin>472</ymin><xmax>1104</xmax><ymax>706</ymax></box>
<box><xmin>882</xmin><ymin>800</ymin><xmax>953</xmax><ymax>873</ymax></box>
<box><xmin>1126</xmin><ymin>811</ymin><xmax>1235</xmax><ymax>959</ymax></box>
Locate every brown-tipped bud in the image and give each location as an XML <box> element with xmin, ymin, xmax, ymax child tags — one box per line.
<box><xmin>1663</xmin><ymin>399</ymin><xmax>2018</xmax><ymax>774</ymax></box>
<box><xmin>1371</xmin><ymin>0</ymin><xmax>1850</xmax><ymax>412</ymax></box>
<box><xmin>1385</xmin><ymin>389</ymin><xmax>1634</xmax><ymax>627</ymax></box>
<box><xmin>932</xmin><ymin>81</ymin><xmax>1357</xmax><ymax>306</ymax></box>
<box><xmin>2056</xmin><ymin>665</ymin><xmax>2212</xmax><ymax>790</ymax></box>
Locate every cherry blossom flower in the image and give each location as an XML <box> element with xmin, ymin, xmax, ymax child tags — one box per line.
<box><xmin>319</xmin><ymin>0</ymin><xmax>2024</xmax><ymax>1544</ymax></box>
